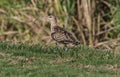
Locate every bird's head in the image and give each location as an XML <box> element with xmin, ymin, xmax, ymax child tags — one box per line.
<box><xmin>42</xmin><ymin>15</ymin><xmax>57</xmax><ymax>23</ymax></box>
<box><xmin>42</xmin><ymin>15</ymin><xmax>58</xmax><ymax>32</ymax></box>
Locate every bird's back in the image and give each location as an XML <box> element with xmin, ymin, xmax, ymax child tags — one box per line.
<box><xmin>51</xmin><ymin>26</ymin><xmax>80</xmax><ymax>45</ymax></box>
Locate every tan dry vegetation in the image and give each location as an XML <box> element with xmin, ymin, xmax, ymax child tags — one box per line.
<box><xmin>0</xmin><ymin>0</ymin><xmax>120</xmax><ymax>49</ymax></box>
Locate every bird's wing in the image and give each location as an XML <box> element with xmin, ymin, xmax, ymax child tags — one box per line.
<box><xmin>51</xmin><ymin>26</ymin><xmax>76</xmax><ymax>43</ymax></box>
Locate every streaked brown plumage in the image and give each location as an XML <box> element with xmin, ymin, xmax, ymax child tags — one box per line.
<box><xmin>43</xmin><ymin>15</ymin><xmax>80</xmax><ymax>46</ymax></box>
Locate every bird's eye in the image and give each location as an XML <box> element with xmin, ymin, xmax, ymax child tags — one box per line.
<box><xmin>49</xmin><ymin>16</ymin><xmax>52</xmax><ymax>18</ymax></box>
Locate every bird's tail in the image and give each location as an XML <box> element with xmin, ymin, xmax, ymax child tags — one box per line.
<box><xmin>73</xmin><ymin>41</ymin><xmax>80</xmax><ymax>45</ymax></box>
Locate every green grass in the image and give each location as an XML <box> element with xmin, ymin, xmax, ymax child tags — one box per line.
<box><xmin>0</xmin><ymin>42</ymin><xmax>120</xmax><ymax>77</ymax></box>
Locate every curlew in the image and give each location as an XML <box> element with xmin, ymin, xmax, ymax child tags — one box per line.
<box><xmin>42</xmin><ymin>15</ymin><xmax>80</xmax><ymax>47</ymax></box>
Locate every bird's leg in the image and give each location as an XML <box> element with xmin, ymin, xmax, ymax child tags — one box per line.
<box><xmin>64</xmin><ymin>44</ymin><xmax>67</xmax><ymax>47</ymax></box>
<box><xmin>55</xmin><ymin>42</ymin><xmax>58</xmax><ymax>46</ymax></box>
<box><xmin>64</xmin><ymin>44</ymin><xmax>68</xmax><ymax>51</ymax></box>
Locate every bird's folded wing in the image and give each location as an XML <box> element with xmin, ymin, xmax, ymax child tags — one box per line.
<box><xmin>51</xmin><ymin>26</ymin><xmax>76</xmax><ymax>43</ymax></box>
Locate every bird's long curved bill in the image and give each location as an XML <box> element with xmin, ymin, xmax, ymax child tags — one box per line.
<box><xmin>34</xmin><ymin>16</ymin><xmax>48</xmax><ymax>22</ymax></box>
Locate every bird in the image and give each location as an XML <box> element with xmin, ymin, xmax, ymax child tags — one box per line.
<box><xmin>42</xmin><ymin>15</ymin><xmax>80</xmax><ymax>47</ymax></box>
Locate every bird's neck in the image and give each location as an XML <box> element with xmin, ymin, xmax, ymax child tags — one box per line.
<box><xmin>50</xmin><ymin>21</ymin><xmax>58</xmax><ymax>33</ymax></box>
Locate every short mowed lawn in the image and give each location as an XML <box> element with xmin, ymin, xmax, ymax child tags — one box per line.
<box><xmin>0</xmin><ymin>42</ymin><xmax>120</xmax><ymax>77</ymax></box>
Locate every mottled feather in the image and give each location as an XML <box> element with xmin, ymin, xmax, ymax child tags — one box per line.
<box><xmin>51</xmin><ymin>26</ymin><xmax>79</xmax><ymax>45</ymax></box>
<box><xmin>43</xmin><ymin>15</ymin><xmax>80</xmax><ymax>46</ymax></box>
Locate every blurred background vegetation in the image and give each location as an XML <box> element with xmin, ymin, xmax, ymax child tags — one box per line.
<box><xmin>0</xmin><ymin>0</ymin><xmax>120</xmax><ymax>50</ymax></box>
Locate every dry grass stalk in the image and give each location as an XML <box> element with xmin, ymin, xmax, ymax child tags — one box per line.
<box><xmin>0</xmin><ymin>0</ymin><xmax>119</xmax><ymax>49</ymax></box>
